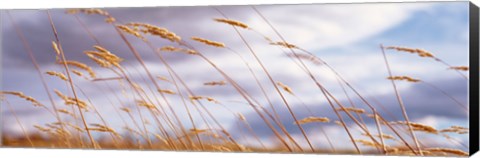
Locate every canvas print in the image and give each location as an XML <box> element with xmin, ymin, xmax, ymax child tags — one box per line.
<box><xmin>0</xmin><ymin>1</ymin><xmax>476</xmax><ymax>157</ymax></box>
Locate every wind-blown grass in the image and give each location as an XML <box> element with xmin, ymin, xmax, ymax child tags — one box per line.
<box><xmin>1</xmin><ymin>7</ymin><xmax>469</xmax><ymax>157</ymax></box>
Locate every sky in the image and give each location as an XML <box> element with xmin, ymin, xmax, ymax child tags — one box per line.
<box><xmin>1</xmin><ymin>1</ymin><xmax>471</xmax><ymax>151</ymax></box>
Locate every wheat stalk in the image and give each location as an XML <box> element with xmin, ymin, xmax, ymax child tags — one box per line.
<box><xmin>425</xmin><ymin>148</ymin><xmax>469</xmax><ymax>156</ymax></box>
<box><xmin>66</xmin><ymin>8</ymin><xmax>115</xmax><ymax>24</ymax></box>
<box><xmin>54</xmin><ymin>89</ymin><xmax>89</xmax><ymax>110</ymax></box>
<box><xmin>440</xmin><ymin>126</ymin><xmax>468</xmax><ymax>134</ymax></box>
<box><xmin>276</xmin><ymin>81</ymin><xmax>294</xmax><ymax>95</ymax></box>
<box><xmin>336</xmin><ymin>107</ymin><xmax>366</xmax><ymax>114</ymax></box>
<box><xmin>386</xmin><ymin>76</ymin><xmax>421</xmax><ymax>83</ymax></box>
<box><xmin>157</xmin><ymin>89</ymin><xmax>176</xmax><ymax>95</ymax></box>
<box><xmin>71</xmin><ymin>70</ymin><xmax>84</xmax><ymax>77</ymax></box>
<box><xmin>116</xmin><ymin>25</ymin><xmax>146</xmax><ymax>41</ymax></box>
<box><xmin>46</xmin><ymin>71</ymin><xmax>68</xmax><ymax>81</ymax></box>
<box><xmin>136</xmin><ymin>100</ymin><xmax>156</xmax><ymax>109</ymax></box>
<box><xmin>448</xmin><ymin>66</ymin><xmax>468</xmax><ymax>71</ymax></box>
<box><xmin>204</xmin><ymin>80</ymin><xmax>227</xmax><ymax>86</ymax></box>
<box><xmin>385</xmin><ymin>46</ymin><xmax>434</xmax><ymax>58</ymax></box>
<box><xmin>362</xmin><ymin>133</ymin><xmax>396</xmax><ymax>140</ymax></box>
<box><xmin>126</xmin><ymin>22</ymin><xmax>181</xmax><ymax>42</ymax></box>
<box><xmin>294</xmin><ymin>117</ymin><xmax>330</xmax><ymax>125</ymax></box>
<box><xmin>191</xmin><ymin>36</ymin><xmax>225</xmax><ymax>48</ymax></box>
<box><xmin>390</xmin><ymin>121</ymin><xmax>438</xmax><ymax>134</ymax></box>
<box><xmin>1</xmin><ymin>91</ymin><xmax>44</xmax><ymax>107</ymax></box>
<box><xmin>58</xmin><ymin>60</ymin><xmax>96</xmax><ymax>78</ymax></box>
<box><xmin>88</xmin><ymin>123</ymin><xmax>121</xmax><ymax>138</ymax></box>
<box><xmin>286</xmin><ymin>53</ymin><xmax>324</xmax><ymax>65</ymax></box>
<box><xmin>158</xmin><ymin>46</ymin><xmax>198</xmax><ymax>55</ymax></box>
<box><xmin>270</xmin><ymin>41</ymin><xmax>298</xmax><ymax>49</ymax></box>
<box><xmin>381</xmin><ymin>44</ymin><xmax>423</xmax><ymax>155</ymax></box>
<box><xmin>213</xmin><ymin>18</ymin><xmax>249</xmax><ymax>29</ymax></box>
<box><xmin>385</xmin><ymin>45</ymin><xmax>468</xmax><ymax>80</ymax></box>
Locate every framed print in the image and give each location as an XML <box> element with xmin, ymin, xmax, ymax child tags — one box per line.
<box><xmin>1</xmin><ymin>1</ymin><xmax>479</xmax><ymax>157</ymax></box>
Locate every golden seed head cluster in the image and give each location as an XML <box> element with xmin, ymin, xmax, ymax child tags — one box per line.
<box><xmin>213</xmin><ymin>18</ymin><xmax>249</xmax><ymax>29</ymax></box>
<box><xmin>387</xmin><ymin>76</ymin><xmax>421</xmax><ymax>83</ymax></box>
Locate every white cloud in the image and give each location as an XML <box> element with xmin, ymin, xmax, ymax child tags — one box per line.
<box><xmin>248</xmin><ymin>3</ymin><xmax>432</xmax><ymax>50</ymax></box>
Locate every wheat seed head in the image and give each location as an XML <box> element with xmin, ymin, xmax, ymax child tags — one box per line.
<box><xmin>362</xmin><ymin>133</ymin><xmax>396</xmax><ymax>140</ymax></box>
<box><xmin>71</xmin><ymin>70</ymin><xmax>84</xmax><ymax>77</ymax></box>
<box><xmin>204</xmin><ymin>80</ymin><xmax>227</xmax><ymax>86</ymax></box>
<box><xmin>391</xmin><ymin>121</ymin><xmax>438</xmax><ymax>134</ymax></box>
<box><xmin>158</xmin><ymin>46</ymin><xmax>198</xmax><ymax>55</ymax></box>
<box><xmin>294</xmin><ymin>116</ymin><xmax>330</xmax><ymax>125</ymax></box>
<box><xmin>336</xmin><ymin>107</ymin><xmax>366</xmax><ymax>114</ymax></box>
<box><xmin>191</xmin><ymin>36</ymin><xmax>225</xmax><ymax>48</ymax></box>
<box><xmin>213</xmin><ymin>18</ymin><xmax>249</xmax><ymax>29</ymax></box>
<box><xmin>448</xmin><ymin>66</ymin><xmax>469</xmax><ymax>71</ymax></box>
<box><xmin>66</xmin><ymin>8</ymin><xmax>116</xmax><ymax>24</ymax></box>
<box><xmin>385</xmin><ymin>46</ymin><xmax>436</xmax><ymax>59</ymax></box>
<box><xmin>116</xmin><ymin>24</ymin><xmax>146</xmax><ymax>41</ymax></box>
<box><xmin>189</xmin><ymin>128</ymin><xmax>209</xmax><ymax>134</ymax></box>
<box><xmin>46</xmin><ymin>71</ymin><xmax>68</xmax><ymax>81</ymax></box>
<box><xmin>270</xmin><ymin>41</ymin><xmax>298</xmax><ymax>49</ymax></box>
<box><xmin>276</xmin><ymin>81</ymin><xmax>294</xmax><ymax>95</ymax></box>
<box><xmin>1</xmin><ymin>91</ymin><xmax>44</xmax><ymax>107</ymax></box>
<box><xmin>137</xmin><ymin>100</ymin><xmax>156</xmax><ymax>109</ymax></box>
<box><xmin>127</xmin><ymin>22</ymin><xmax>181</xmax><ymax>42</ymax></box>
<box><xmin>425</xmin><ymin>148</ymin><xmax>468</xmax><ymax>156</ymax></box>
<box><xmin>59</xmin><ymin>60</ymin><xmax>96</xmax><ymax>78</ymax></box>
<box><xmin>387</xmin><ymin>76</ymin><xmax>421</xmax><ymax>83</ymax></box>
<box><xmin>158</xmin><ymin>89</ymin><xmax>176</xmax><ymax>95</ymax></box>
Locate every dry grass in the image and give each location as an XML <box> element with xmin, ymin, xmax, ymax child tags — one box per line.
<box><xmin>386</xmin><ymin>76</ymin><xmax>421</xmax><ymax>83</ymax></box>
<box><xmin>1</xmin><ymin>91</ymin><xmax>44</xmax><ymax>107</ymax></box>
<box><xmin>58</xmin><ymin>60</ymin><xmax>96</xmax><ymax>78</ymax></box>
<box><xmin>191</xmin><ymin>36</ymin><xmax>226</xmax><ymax>48</ymax></box>
<box><xmin>45</xmin><ymin>71</ymin><xmax>68</xmax><ymax>81</ymax></box>
<box><xmin>294</xmin><ymin>117</ymin><xmax>330</xmax><ymax>125</ymax></box>
<box><xmin>1</xmin><ymin>7</ymin><xmax>470</xmax><ymax>157</ymax></box>
<box><xmin>448</xmin><ymin>66</ymin><xmax>469</xmax><ymax>71</ymax></box>
<box><xmin>213</xmin><ymin>18</ymin><xmax>249</xmax><ymax>29</ymax></box>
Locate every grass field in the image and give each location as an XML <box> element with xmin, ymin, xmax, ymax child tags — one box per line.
<box><xmin>0</xmin><ymin>5</ymin><xmax>471</xmax><ymax>157</ymax></box>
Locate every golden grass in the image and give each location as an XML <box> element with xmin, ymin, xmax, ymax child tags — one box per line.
<box><xmin>1</xmin><ymin>7</ymin><xmax>470</xmax><ymax>157</ymax></box>
<box><xmin>270</xmin><ymin>41</ymin><xmax>298</xmax><ymax>49</ymax></box>
<box><xmin>276</xmin><ymin>81</ymin><xmax>294</xmax><ymax>95</ymax></box>
<box><xmin>71</xmin><ymin>70</ymin><xmax>84</xmax><ymax>77</ymax></box>
<box><xmin>448</xmin><ymin>66</ymin><xmax>469</xmax><ymax>71</ymax></box>
<box><xmin>390</xmin><ymin>121</ymin><xmax>439</xmax><ymax>134</ymax></box>
<box><xmin>336</xmin><ymin>107</ymin><xmax>366</xmax><ymax>114</ymax></box>
<box><xmin>117</xmin><ymin>25</ymin><xmax>146</xmax><ymax>41</ymax></box>
<box><xmin>54</xmin><ymin>89</ymin><xmax>89</xmax><ymax>110</ymax></box>
<box><xmin>126</xmin><ymin>22</ymin><xmax>181</xmax><ymax>42</ymax></box>
<box><xmin>385</xmin><ymin>46</ymin><xmax>435</xmax><ymax>58</ymax></box>
<box><xmin>158</xmin><ymin>46</ymin><xmax>198</xmax><ymax>55</ymax></box>
<box><xmin>45</xmin><ymin>71</ymin><xmax>68</xmax><ymax>81</ymax></box>
<box><xmin>386</xmin><ymin>76</ymin><xmax>421</xmax><ymax>83</ymax></box>
<box><xmin>58</xmin><ymin>60</ymin><xmax>96</xmax><ymax>78</ymax></box>
<box><xmin>214</xmin><ymin>18</ymin><xmax>249</xmax><ymax>29</ymax></box>
<box><xmin>440</xmin><ymin>126</ymin><xmax>469</xmax><ymax>134</ymax></box>
<box><xmin>191</xmin><ymin>36</ymin><xmax>226</xmax><ymax>48</ymax></box>
<box><xmin>1</xmin><ymin>91</ymin><xmax>44</xmax><ymax>107</ymax></box>
<box><xmin>294</xmin><ymin>117</ymin><xmax>330</xmax><ymax>125</ymax></box>
<box><xmin>157</xmin><ymin>89</ymin><xmax>176</xmax><ymax>95</ymax></box>
<box><xmin>136</xmin><ymin>100</ymin><xmax>156</xmax><ymax>109</ymax></box>
<box><xmin>362</xmin><ymin>133</ymin><xmax>396</xmax><ymax>140</ymax></box>
<box><xmin>204</xmin><ymin>80</ymin><xmax>227</xmax><ymax>86</ymax></box>
<box><xmin>425</xmin><ymin>148</ymin><xmax>469</xmax><ymax>156</ymax></box>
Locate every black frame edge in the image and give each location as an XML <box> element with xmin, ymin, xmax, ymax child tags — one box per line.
<box><xmin>469</xmin><ymin>1</ymin><xmax>479</xmax><ymax>156</ymax></box>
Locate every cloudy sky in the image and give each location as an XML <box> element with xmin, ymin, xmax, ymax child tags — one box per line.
<box><xmin>1</xmin><ymin>1</ymin><xmax>470</xmax><ymax>151</ymax></box>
